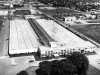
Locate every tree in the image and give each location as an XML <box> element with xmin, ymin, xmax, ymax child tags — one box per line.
<box><xmin>36</xmin><ymin>59</ymin><xmax>77</xmax><ymax>75</ymax></box>
<box><xmin>67</xmin><ymin>52</ymin><xmax>89</xmax><ymax>75</ymax></box>
<box><xmin>36</xmin><ymin>47</ymin><xmax>41</xmax><ymax>58</ymax></box>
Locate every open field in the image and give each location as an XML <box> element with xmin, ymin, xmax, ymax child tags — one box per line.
<box><xmin>87</xmin><ymin>20</ymin><xmax>100</xmax><ymax>23</ymax></box>
<box><xmin>71</xmin><ymin>24</ymin><xmax>100</xmax><ymax>44</ymax></box>
<box><xmin>39</xmin><ymin>7</ymin><xmax>81</xmax><ymax>16</ymax></box>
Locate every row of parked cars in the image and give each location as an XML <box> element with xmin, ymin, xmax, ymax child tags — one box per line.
<box><xmin>36</xmin><ymin>47</ymin><xmax>96</xmax><ymax>60</ymax></box>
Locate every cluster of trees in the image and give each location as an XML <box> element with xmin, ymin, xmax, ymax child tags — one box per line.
<box><xmin>38</xmin><ymin>0</ymin><xmax>99</xmax><ymax>11</ymax></box>
<box><xmin>77</xmin><ymin>4</ymin><xmax>98</xmax><ymax>11</ymax></box>
<box><xmin>38</xmin><ymin>0</ymin><xmax>80</xmax><ymax>7</ymax></box>
<box><xmin>36</xmin><ymin>52</ymin><xmax>89</xmax><ymax>75</ymax></box>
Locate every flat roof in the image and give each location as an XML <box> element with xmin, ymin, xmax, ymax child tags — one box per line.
<box><xmin>9</xmin><ymin>19</ymin><xmax>39</xmax><ymax>54</ymax></box>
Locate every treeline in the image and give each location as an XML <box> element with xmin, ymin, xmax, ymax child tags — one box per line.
<box><xmin>38</xmin><ymin>0</ymin><xmax>81</xmax><ymax>7</ymax></box>
<box><xmin>38</xmin><ymin>0</ymin><xmax>98</xmax><ymax>11</ymax></box>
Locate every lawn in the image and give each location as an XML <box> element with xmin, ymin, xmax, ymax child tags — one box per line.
<box><xmin>71</xmin><ymin>24</ymin><xmax>100</xmax><ymax>44</ymax></box>
<box><xmin>39</xmin><ymin>7</ymin><xmax>81</xmax><ymax>16</ymax></box>
<box><xmin>87</xmin><ymin>20</ymin><xmax>100</xmax><ymax>23</ymax></box>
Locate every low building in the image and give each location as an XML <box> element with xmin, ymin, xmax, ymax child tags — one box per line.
<box><xmin>39</xmin><ymin>42</ymin><xmax>96</xmax><ymax>58</ymax></box>
<box><xmin>64</xmin><ymin>16</ymin><xmax>77</xmax><ymax>24</ymax></box>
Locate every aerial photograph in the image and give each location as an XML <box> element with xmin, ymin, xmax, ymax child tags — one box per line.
<box><xmin>0</xmin><ymin>0</ymin><xmax>100</xmax><ymax>75</ymax></box>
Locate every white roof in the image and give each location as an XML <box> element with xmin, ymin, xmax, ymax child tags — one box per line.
<box><xmin>9</xmin><ymin>48</ymin><xmax>37</xmax><ymax>54</ymax></box>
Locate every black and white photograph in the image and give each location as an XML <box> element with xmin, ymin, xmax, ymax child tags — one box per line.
<box><xmin>0</xmin><ymin>0</ymin><xmax>100</xmax><ymax>75</ymax></box>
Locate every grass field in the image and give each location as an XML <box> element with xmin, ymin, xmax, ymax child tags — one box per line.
<box><xmin>39</xmin><ymin>7</ymin><xmax>80</xmax><ymax>16</ymax></box>
<box><xmin>71</xmin><ymin>24</ymin><xmax>100</xmax><ymax>44</ymax></box>
<box><xmin>87</xmin><ymin>20</ymin><xmax>100</xmax><ymax>23</ymax></box>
